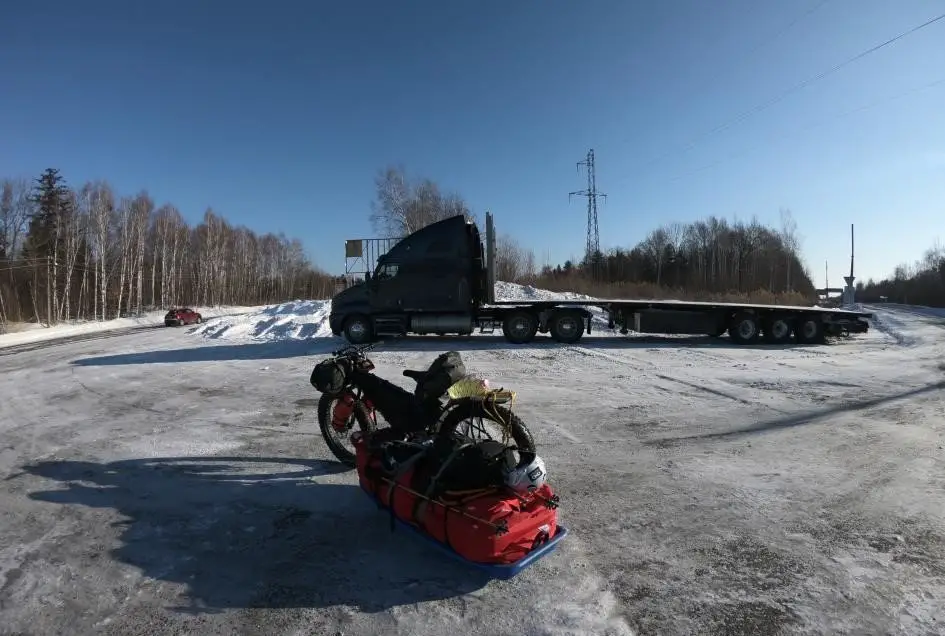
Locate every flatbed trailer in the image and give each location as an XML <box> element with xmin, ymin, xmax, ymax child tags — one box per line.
<box><xmin>329</xmin><ymin>213</ymin><xmax>872</xmax><ymax>346</ymax></box>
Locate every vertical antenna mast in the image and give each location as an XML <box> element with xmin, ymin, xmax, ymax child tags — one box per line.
<box><xmin>843</xmin><ymin>223</ymin><xmax>856</xmax><ymax>306</ymax></box>
<box><xmin>569</xmin><ymin>148</ymin><xmax>606</xmax><ymax>273</ymax></box>
<box><xmin>849</xmin><ymin>224</ymin><xmax>855</xmax><ymax>281</ymax></box>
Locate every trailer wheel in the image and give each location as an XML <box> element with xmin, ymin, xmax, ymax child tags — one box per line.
<box><xmin>794</xmin><ymin>316</ymin><xmax>825</xmax><ymax>344</ymax></box>
<box><xmin>728</xmin><ymin>311</ymin><xmax>760</xmax><ymax>345</ymax></box>
<box><xmin>343</xmin><ymin>315</ymin><xmax>374</xmax><ymax>344</ymax></box>
<box><xmin>762</xmin><ymin>316</ymin><xmax>793</xmax><ymax>344</ymax></box>
<box><xmin>502</xmin><ymin>310</ymin><xmax>539</xmax><ymax>344</ymax></box>
<box><xmin>548</xmin><ymin>310</ymin><xmax>585</xmax><ymax>344</ymax></box>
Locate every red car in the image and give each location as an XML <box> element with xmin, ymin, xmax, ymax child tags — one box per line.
<box><xmin>164</xmin><ymin>307</ymin><xmax>203</xmax><ymax>327</ymax></box>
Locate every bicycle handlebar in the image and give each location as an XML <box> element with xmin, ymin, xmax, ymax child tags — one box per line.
<box><xmin>330</xmin><ymin>341</ymin><xmax>381</xmax><ymax>359</ymax></box>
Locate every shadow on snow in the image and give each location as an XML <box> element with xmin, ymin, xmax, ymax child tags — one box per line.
<box><xmin>69</xmin><ymin>333</ymin><xmax>834</xmax><ymax>366</ymax></box>
<box><xmin>71</xmin><ymin>339</ymin><xmax>343</xmax><ymax>366</ymax></box>
<box><xmin>650</xmin><ymin>378</ymin><xmax>945</xmax><ymax>445</ymax></box>
<box><xmin>15</xmin><ymin>455</ymin><xmax>491</xmax><ymax>614</ymax></box>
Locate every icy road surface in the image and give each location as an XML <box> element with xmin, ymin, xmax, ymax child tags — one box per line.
<box><xmin>1</xmin><ymin>301</ymin><xmax>945</xmax><ymax>635</ymax></box>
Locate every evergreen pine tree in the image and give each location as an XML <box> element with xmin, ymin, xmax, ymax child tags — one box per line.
<box><xmin>23</xmin><ymin>168</ymin><xmax>71</xmax><ymax>260</ymax></box>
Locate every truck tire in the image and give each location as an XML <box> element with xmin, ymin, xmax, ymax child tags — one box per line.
<box><xmin>794</xmin><ymin>316</ymin><xmax>825</xmax><ymax>344</ymax></box>
<box><xmin>762</xmin><ymin>315</ymin><xmax>793</xmax><ymax>344</ymax></box>
<box><xmin>728</xmin><ymin>311</ymin><xmax>760</xmax><ymax>345</ymax></box>
<box><xmin>548</xmin><ymin>309</ymin><xmax>585</xmax><ymax>344</ymax></box>
<box><xmin>502</xmin><ymin>310</ymin><xmax>539</xmax><ymax>344</ymax></box>
<box><xmin>343</xmin><ymin>315</ymin><xmax>374</xmax><ymax>344</ymax></box>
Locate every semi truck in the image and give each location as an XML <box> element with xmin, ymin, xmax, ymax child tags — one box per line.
<box><xmin>328</xmin><ymin>213</ymin><xmax>872</xmax><ymax>346</ymax></box>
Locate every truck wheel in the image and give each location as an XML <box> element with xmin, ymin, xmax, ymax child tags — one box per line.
<box><xmin>548</xmin><ymin>310</ymin><xmax>585</xmax><ymax>344</ymax></box>
<box><xmin>502</xmin><ymin>310</ymin><xmax>538</xmax><ymax>344</ymax></box>
<box><xmin>794</xmin><ymin>316</ymin><xmax>825</xmax><ymax>344</ymax></box>
<box><xmin>343</xmin><ymin>315</ymin><xmax>374</xmax><ymax>344</ymax></box>
<box><xmin>728</xmin><ymin>311</ymin><xmax>760</xmax><ymax>345</ymax></box>
<box><xmin>762</xmin><ymin>316</ymin><xmax>792</xmax><ymax>344</ymax></box>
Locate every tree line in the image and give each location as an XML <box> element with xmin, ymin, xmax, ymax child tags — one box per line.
<box><xmin>537</xmin><ymin>211</ymin><xmax>815</xmax><ymax>303</ymax></box>
<box><xmin>857</xmin><ymin>243</ymin><xmax>945</xmax><ymax>307</ymax></box>
<box><xmin>16</xmin><ymin>163</ymin><xmax>927</xmax><ymax>332</ymax></box>
<box><xmin>368</xmin><ymin>167</ymin><xmax>816</xmax><ymax>304</ymax></box>
<box><xmin>0</xmin><ymin>168</ymin><xmax>338</xmax><ymax>329</ymax></box>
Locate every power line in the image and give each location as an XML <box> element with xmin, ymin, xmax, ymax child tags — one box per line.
<box><xmin>630</xmin><ymin>10</ymin><xmax>945</xmax><ymax>175</ymax></box>
<box><xmin>686</xmin><ymin>0</ymin><xmax>834</xmax><ymax>100</ymax></box>
<box><xmin>745</xmin><ymin>0</ymin><xmax>834</xmax><ymax>56</ymax></box>
<box><xmin>0</xmin><ymin>264</ymin><xmax>39</xmax><ymax>273</ymax></box>
<box><xmin>665</xmin><ymin>75</ymin><xmax>945</xmax><ymax>183</ymax></box>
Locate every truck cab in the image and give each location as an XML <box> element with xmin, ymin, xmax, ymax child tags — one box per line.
<box><xmin>328</xmin><ymin>214</ymin><xmax>493</xmax><ymax>343</ymax></box>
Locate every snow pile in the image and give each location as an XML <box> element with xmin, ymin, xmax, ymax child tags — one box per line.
<box><xmin>494</xmin><ymin>281</ymin><xmax>598</xmax><ymax>303</ymax></box>
<box><xmin>190</xmin><ymin>282</ymin><xmax>617</xmax><ymax>343</ymax></box>
<box><xmin>0</xmin><ymin>305</ymin><xmax>253</xmax><ymax>350</ymax></box>
<box><xmin>191</xmin><ymin>299</ymin><xmax>334</xmax><ymax>341</ymax></box>
<box><xmin>496</xmin><ymin>281</ymin><xmax>614</xmax><ymax>330</ymax></box>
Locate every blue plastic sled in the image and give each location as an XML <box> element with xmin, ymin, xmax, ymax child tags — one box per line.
<box><xmin>360</xmin><ymin>484</ymin><xmax>569</xmax><ymax>580</ymax></box>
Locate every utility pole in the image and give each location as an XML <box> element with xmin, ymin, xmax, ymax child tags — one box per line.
<box><xmin>569</xmin><ymin>148</ymin><xmax>606</xmax><ymax>277</ymax></box>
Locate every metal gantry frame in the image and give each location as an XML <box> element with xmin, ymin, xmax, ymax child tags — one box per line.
<box><xmin>343</xmin><ymin>236</ymin><xmax>403</xmax><ymax>278</ymax></box>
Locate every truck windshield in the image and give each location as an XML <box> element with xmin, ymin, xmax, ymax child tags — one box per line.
<box><xmin>374</xmin><ymin>263</ymin><xmax>398</xmax><ymax>279</ymax></box>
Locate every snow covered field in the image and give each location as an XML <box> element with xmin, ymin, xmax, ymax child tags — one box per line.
<box><xmin>1</xmin><ymin>286</ymin><xmax>944</xmax><ymax>635</ymax></box>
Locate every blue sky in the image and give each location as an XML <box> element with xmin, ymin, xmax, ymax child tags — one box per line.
<box><xmin>1</xmin><ymin>0</ymin><xmax>943</xmax><ymax>285</ymax></box>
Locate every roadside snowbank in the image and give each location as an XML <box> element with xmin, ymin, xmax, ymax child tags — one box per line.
<box><xmin>191</xmin><ymin>300</ymin><xmax>333</xmax><ymax>341</ymax></box>
<box><xmin>862</xmin><ymin>303</ymin><xmax>945</xmax><ymax>347</ymax></box>
<box><xmin>495</xmin><ymin>281</ymin><xmax>612</xmax><ymax>328</ymax></box>
<box><xmin>191</xmin><ymin>282</ymin><xmax>616</xmax><ymax>343</ymax></box>
<box><xmin>877</xmin><ymin>303</ymin><xmax>945</xmax><ymax>319</ymax></box>
<box><xmin>0</xmin><ymin>306</ymin><xmax>259</xmax><ymax>349</ymax></box>
<box><xmin>493</xmin><ymin>281</ymin><xmax>598</xmax><ymax>303</ymax></box>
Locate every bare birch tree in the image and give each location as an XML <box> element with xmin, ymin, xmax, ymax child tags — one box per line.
<box><xmin>370</xmin><ymin>166</ymin><xmax>474</xmax><ymax>238</ymax></box>
<box><xmin>779</xmin><ymin>208</ymin><xmax>800</xmax><ymax>292</ymax></box>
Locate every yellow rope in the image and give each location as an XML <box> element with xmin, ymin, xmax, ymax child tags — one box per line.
<box><xmin>481</xmin><ymin>388</ymin><xmax>516</xmax><ymax>446</ymax></box>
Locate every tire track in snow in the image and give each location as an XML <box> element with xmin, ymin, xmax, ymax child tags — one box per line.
<box><xmin>565</xmin><ymin>345</ymin><xmax>790</xmax><ymax>414</ymax></box>
<box><xmin>543</xmin><ymin>419</ymin><xmax>582</xmax><ymax>443</ymax></box>
<box><xmin>0</xmin><ymin>325</ymin><xmax>163</xmax><ymax>357</ymax></box>
<box><xmin>652</xmin><ymin>374</ymin><xmax>764</xmax><ymax>409</ymax></box>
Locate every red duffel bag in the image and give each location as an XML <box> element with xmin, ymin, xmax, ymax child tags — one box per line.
<box><xmin>354</xmin><ymin>433</ymin><xmax>558</xmax><ymax>565</ymax></box>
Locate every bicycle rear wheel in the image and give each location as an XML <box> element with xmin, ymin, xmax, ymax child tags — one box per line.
<box><xmin>437</xmin><ymin>399</ymin><xmax>536</xmax><ymax>468</ymax></box>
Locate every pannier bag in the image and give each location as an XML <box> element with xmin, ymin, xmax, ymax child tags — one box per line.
<box><xmin>355</xmin><ymin>435</ymin><xmax>558</xmax><ymax>565</ymax></box>
<box><xmin>310</xmin><ymin>359</ymin><xmax>349</xmax><ymax>395</ymax></box>
<box><xmin>414</xmin><ymin>351</ymin><xmax>467</xmax><ymax>402</ymax></box>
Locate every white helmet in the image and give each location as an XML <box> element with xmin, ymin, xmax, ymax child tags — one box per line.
<box><xmin>504</xmin><ymin>455</ymin><xmax>547</xmax><ymax>494</ymax></box>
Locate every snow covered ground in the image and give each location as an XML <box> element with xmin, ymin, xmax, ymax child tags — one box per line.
<box><xmin>0</xmin><ymin>305</ymin><xmax>264</xmax><ymax>350</ymax></box>
<box><xmin>1</xmin><ymin>286</ymin><xmax>945</xmax><ymax>635</ymax></box>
